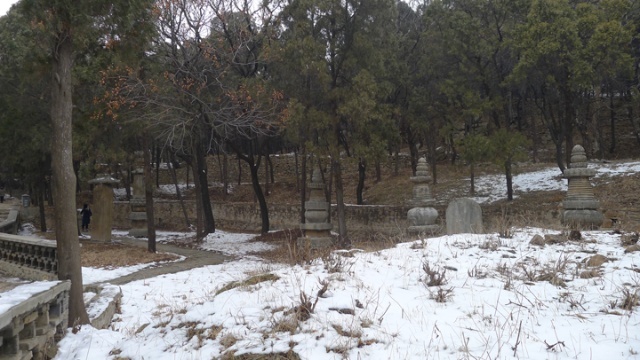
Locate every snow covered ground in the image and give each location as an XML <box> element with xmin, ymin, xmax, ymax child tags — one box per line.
<box><xmin>470</xmin><ymin>160</ymin><xmax>640</xmax><ymax>204</ymax></box>
<box><xmin>29</xmin><ymin>161</ymin><xmax>640</xmax><ymax>359</ymax></box>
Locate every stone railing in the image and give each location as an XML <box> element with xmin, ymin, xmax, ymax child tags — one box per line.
<box><xmin>0</xmin><ymin>210</ymin><xmax>19</xmax><ymax>235</ymax></box>
<box><xmin>0</xmin><ymin>234</ymin><xmax>58</xmax><ymax>281</ymax></box>
<box><xmin>0</xmin><ymin>281</ymin><xmax>70</xmax><ymax>360</ymax></box>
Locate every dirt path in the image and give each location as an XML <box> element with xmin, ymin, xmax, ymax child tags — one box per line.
<box><xmin>103</xmin><ymin>237</ymin><xmax>230</xmax><ymax>285</ymax></box>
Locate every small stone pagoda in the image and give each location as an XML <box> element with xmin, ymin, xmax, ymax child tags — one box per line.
<box><xmin>298</xmin><ymin>169</ymin><xmax>333</xmax><ymax>251</ymax></box>
<box><xmin>128</xmin><ymin>169</ymin><xmax>148</xmax><ymax>237</ymax></box>
<box><xmin>88</xmin><ymin>174</ymin><xmax>120</xmax><ymax>242</ymax></box>
<box><xmin>407</xmin><ymin>157</ymin><xmax>438</xmax><ymax>235</ymax></box>
<box><xmin>561</xmin><ymin>145</ymin><xmax>604</xmax><ymax>229</ymax></box>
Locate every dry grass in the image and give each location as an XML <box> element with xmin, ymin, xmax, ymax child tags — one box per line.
<box><xmin>80</xmin><ymin>241</ymin><xmax>179</xmax><ymax>268</ymax></box>
<box><xmin>215</xmin><ymin>273</ymin><xmax>280</xmax><ymax>296</ymax></box>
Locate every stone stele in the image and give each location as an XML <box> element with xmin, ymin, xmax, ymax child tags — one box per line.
<box><xmin>88</xmin><ymin>175</ymin><xmax>120</xmax><ymax>242</ymax></box>
<box><xmin>446</xmin><ymin>198</ymin><xmax>483</xmax><ymax>235</ymax></box>
<box><xmin>128</xmin><ymin>169</ymin><xmax>148</xmax><ymax>237</ymax></box>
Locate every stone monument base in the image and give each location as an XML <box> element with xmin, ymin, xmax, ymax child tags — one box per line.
<box><xmin>296</xmin><ymin>236</ymin><xmax>334</xmax><ymax>250</ymax></box>
<box><xmin>128</xmin><ymin>228</ymin><xmax>148</xmax><ymax>237</ymax></box>
<box><xmin>562</xmin><ymin>210</ymin><xmax>604</xmax><ymax>229</ymax></box>
<box><xmin>407</xmin><ymin>225</ymin><xmax>439</xmax><ymax>236</ymax></box>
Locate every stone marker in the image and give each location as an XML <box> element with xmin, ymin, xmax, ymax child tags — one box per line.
<box><xmin>446</xmin><ymin>198</ymin><xmax>483</xmax><ymax>235</ymax></box>
<box><xmin>128</xmin><ymin>169</ymin><xmax>148</xmax><ymax>237</ymax></box>
<box><xmin>88</xmin><ymin>174</ymin><xmax>120</xmax><ymax>242</ymax></box>
<box><xmin>298</xmin><ymin>169</ymin><xmax>333</xmax><ymax>252</ymax></box>
<box><xmin>561</xmin><ymin>144</ymin><xmax>603</xmax><ymax>229</ymax></box>
<box><xmin>407</xmin><ymin>157</ymin><xmax>438</xmax><ymax>236</ymax></box>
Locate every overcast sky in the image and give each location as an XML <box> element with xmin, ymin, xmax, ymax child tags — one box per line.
<box><xmin>0</xmin><ymin>0</ymin><xmax>17</xmax><ymax>16</ymax></box>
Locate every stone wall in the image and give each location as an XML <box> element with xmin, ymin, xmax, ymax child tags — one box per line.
<box><xmin>112</xmin><ymin>200</ymin><xmax>439</xmax><ymax>236</ymax></box>
<box><xmin>110</xmin><ymin>199</ymin><xmax>640</xmax><ymax>235</ymax></box>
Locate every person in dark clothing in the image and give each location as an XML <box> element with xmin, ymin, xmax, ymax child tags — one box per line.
<box><xmin>80</xmin><ymin>204</ymin><xmax>92</xmax><ymax>232</ymax></box>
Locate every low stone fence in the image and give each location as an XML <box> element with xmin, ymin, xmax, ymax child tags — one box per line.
<box><xmin>0</xmin><ymin>234</ymin><xmax>58</xmax><ymax>281</ymax></box>
<box><xmin>0</xmin><ymin>281</ymin><xmax>70</xmax><ymax>360</ymax></box>
<box><xmin>113</xmin><ymin>200</ymin><xmax>446</xmax><ymax>236</ymax></box>
<box><xmin>0</xmin><ymin>210</ymin><xmax>19</xmax><ymax>235</ymax></box>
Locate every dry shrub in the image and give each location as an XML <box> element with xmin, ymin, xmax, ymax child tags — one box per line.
<box><xmin>620</xmin><ymin>289</ymin><xmax>639</xmax><ymax>311</ymax></box>
<box><xmin>422</xmin><ymin>262</ymin><xmax>447</xmax><ymax>287</ymax></box>
<box><xmin>430</xmin><ymin>287</ymin><xmax>454</xmax><ymax>303</ymax></box>
<box><xmin>332</xmin><ymin>324</ymin><xmax>362</xmax><ymax>338</ymax></box>
<box><xmin>224</xmin><ymin>351</ymin><xmax>301</xmax><ymax>360</ymax></box>
<box><xmin>292</xmin><ymin>292</ymin><xmax>318</xmax><ymax>322</ymax></box>
<box><xmin>219</xmin><ymin>333</ymin><xmax>238</xmax><ymax>348</ymax></box>
<box><xmin>273</xmin><ymin>315</ymin><xmax>299</xmax><ymax>334</ymax></box>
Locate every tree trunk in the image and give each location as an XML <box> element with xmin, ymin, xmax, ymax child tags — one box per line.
<box><xmin>249</xmin><ymin>161</ymin><xmax>270</xmax><ymax>234</ymax></box>
<box><xmin>192</xmin><ymin>161</ymin><xmax>203</xmax><ymax>237</ymax></box>
<box><xmin>143</xmin><ymin>137</ymin><xmax>157</xmax><ymax>253</ymax></box>
<box><xmin>333</xmin><ymin>158</ymin><xmax>350</xmax><ymax>248</ymax></box>
<box><xmin>169</xmin><ymin>153</ymin><xmax>190</xmax><ymax>229</ymax></box>
<box><xmin>628</xmin><ymin>102</ymin><xmax>640</xmax><ymax>146</ymax></box>
<box><xmin>356</xmin><ymin>158</ymin><xmax>365</xmax><ymax>205</ymax></box>
<box><xmin>268</xmin><ymin>154</ymin><xmax>275</xmax><ymax>184</ymax></box>
<box><xmin>155</xmin><ymin>144</ymin><xmax>161</xmax><ymax>188</ymax></box>
<box><xmin>222</xmin><ymin>153</ymin><xmax>229</xmax><ymax>198</ymax></box>
<box><xmin>609</xmin><ymin>94</ymin><xmax>616</xmax><ymax>154</ymax></box>
<box><xmin>299</xmin><ymin>150</ymin><xmax>307</xmax><ymax>224</ymax></box>
<box><xmin>505</xmin><ymin>160</ymin><xmax>513</xmax><ymax>201</ymax></box>
<box><xmin>470</xmin><ymin>163</ymin><xmax>475</xmax><ymax>195</ymax></box>
<box><xmin>393</xmin><ymin>148</ymin><xmax>399</xmax><ymax>176</ymax></box>
<box><xmin>294</xmin><ymin>150</ymin><xmax>300</xmax><ymax>191</ymax></box>
<box><xmin>50</xmin><ymin>31</ymin><xmax>89</xmax><ymax>326</ymax></box>
<box><xmin>264</xmin><ymin>153</ymin><xmax>269</xmax><ymax>197</ymax></box>
<box><xmin>38</xmin><ymin>184</ymin><xmax>46</xmax><ymax>233</ymax></box>
<box><xmin>194</xmin><ymin>141</ymin><xmax>215</xmax><ymax>236</ymax></box>
<box><xmin>185</xmin><ymin>163</ymin><xmax>190</xmax><ymax>189</ymax></box>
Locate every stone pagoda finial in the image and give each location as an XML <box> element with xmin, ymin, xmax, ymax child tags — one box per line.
<box><xmin>561</xmin><ymin>145</ymin><xmax>603</xmax><ymax>229</ymax></box>
<box><xmin>407</xmin><ymin>158</ymin><xmax>438</xmax><ymax>235</ymax></box>
<box><xmin>298</xmin><ymin>169</ymin><xmax>333</xmax><ymax>252</ymax></box>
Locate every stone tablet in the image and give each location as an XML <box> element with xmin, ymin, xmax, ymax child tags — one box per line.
<box><xmin>446</xmin><ymin>198</ymin><xmax>483</xmax><ymax>235</ymax></box>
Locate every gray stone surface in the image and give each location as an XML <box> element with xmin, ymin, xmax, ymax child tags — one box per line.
<box><xmin>0</xmin><ymin>281</ymin><xmax>69</xmax><ymax>360</ymax></box>
<box><xmin>407</xmin><ymin>158</ymin><xmax>439</xmax><ymax>235</ymax></box>
<box><xmin>561</xmin><ymin>144</ymin><xmax>603</xmax><ymax>229</ymax></box>
<box><xmin>90</xmin><ymin>176</ymin><xmax>120</xmax><ymax>243</ymax></box>
<box><xmin>128</xmin><ymin>169</ymin><xmax>148</xmax><ymax>237</ymax></box>
<box><xmin>299</xmin><ymin>169</ymin><xmax>333</xmax><ymax>250</ymax></box>
<box><xmin>446</xmin><ymin>198</ymin><xmax>483</xmax><ymax>235</ymax></box>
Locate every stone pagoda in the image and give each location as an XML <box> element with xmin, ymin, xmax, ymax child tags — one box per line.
<box><xmin>88</xmin><ymin>174</ymin><xmax>120</xmax><ymax>242</ymax></box>
<box><xmin>298</xmin><ymin>169</ymin><xmax>333</xmax><ymax>252</ymax></box>
<box><xmin>128</xmin><ymin>169</ymin><xmax>148</xmax><ymax>237</ymax></box>
<box><xmin>407</xmin><ymin>157</ymin><xmax>438</xmax><ymax>235</ymax></box>
<box><xmin>561</xmin><ymin>144</ymin><xmax>604</xmax><ymax>229</ymax></box>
